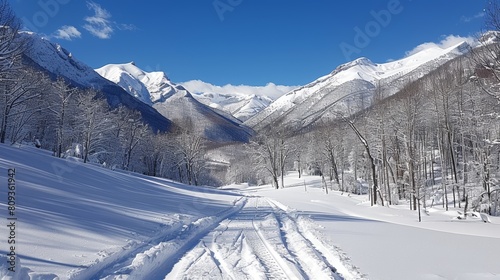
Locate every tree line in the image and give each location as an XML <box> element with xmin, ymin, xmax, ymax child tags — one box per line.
<box><xmin>233</xmin><ymin>42</ymin><xmax>500</xmax><ymax>219</ymax></box>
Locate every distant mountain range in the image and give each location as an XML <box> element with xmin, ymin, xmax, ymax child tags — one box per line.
<box><xmin>95</xmin><ymin>63</ymin><xmax>253</xmax><ymax>142</ymax></box>
<box><xmin>179</xmin><ymin>80</ymin><xmax>296</xmax><ymax>122</ymax></box>
<box><xmin>21</xmin><ymin>32</ymin><xmax>252</xmax><ymax>142</ymax></box>
<box><xmin>244</xmin><ymin>41</ymin><xmax>472</xmax><ymax>131</ymax></box>
<box><xmin>21</xmin><ymin>30</ymin><xmax>481</xmax><ymax>141</ymax></box>
<box><xmin>22</xmin><ymin>32</ymin><xmax>173</xmax><ymax>133</ymax></box>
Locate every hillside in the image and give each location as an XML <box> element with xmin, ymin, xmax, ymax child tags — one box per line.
<box><xmin>245</xmin><ymin>41</ymin><xmax>471</xmax><ymax>131</ymax></box>
<box><xmin>0</xmin><ymin>144</ymin><xmax>242</xmax><ymax>279</ymax></box>
<box><xmin>96</xmin><ymin>63</ymin><xmax>254</xmax><ymax>142</ymax></box>
<box><xmin>21</xmin><ymin>32</ymin><xmax>173</xmax><ymax>132</ymax></box>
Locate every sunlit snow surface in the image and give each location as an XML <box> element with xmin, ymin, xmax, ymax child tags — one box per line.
<box><xmin>1</xmin><ymin>145</ymin><xmax>500</xmax><ymax>280</ymax></box>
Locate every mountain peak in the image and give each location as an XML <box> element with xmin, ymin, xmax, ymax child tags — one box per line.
<box><xmin>353</xmin><ymin>57</ymin><xmax>374</xmax><ymax>66</ymax></box>
<box><xmin>96</xmin><ymin>63</ymin><xmax>179</xmax><ymax>104</ymax></box>
<box><xmin>329</xmin><ymin>57</ymin><xmax>375</xmax><ymax>77</ymax></box>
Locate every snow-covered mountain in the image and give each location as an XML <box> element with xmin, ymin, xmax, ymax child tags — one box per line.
<box><xmin>96</xmin><ymin>62</ymin><xmax>183</xmax><ymax>106</ymax></box>
<box><xmin>97</xmin><ymin>63</ymin><xmax>253</xmax><ymax>142</ymax></box>
<box><xmin>189</xmin><ymin>91</ymin><xmax>274</xmax><ymax>122</ymax></box>
<box><xmin>21</xmin><ymin>32</ymin><xmax>173</xmax><ymax>132</ymax></box>
<box><xmin>245</xmin><ymin>41</ymin><xmax>472</xmax><ymax>131</ymax></box>
<box><xmin>180</xmin><ymin>81</ymin><xmax>296</xmax><ymax>121</ymax></box>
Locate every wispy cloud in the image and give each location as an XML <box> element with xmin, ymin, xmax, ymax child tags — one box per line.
<box><xmin>405</xmin><ymin>35</ymin><xmax>477</xmax><ymax>57</ymax></box>
<box><xmin>117</xmin><ymin>23</ymin><xmax>138</xmax><ymax>31</ymax></box>
<box><xmin>83</xmin><ymin>1</ymin><xmax>113</xmax><ymax>39</ymax></box>
<box><xmin>54</xmin><ymin>26</ymin><xmax>81</xmax><ymax>40</ymax></box>
<box><xmin>461</xmin><ymin>12</ymin><xmax>485</xmax><ymax>23</ymax></box>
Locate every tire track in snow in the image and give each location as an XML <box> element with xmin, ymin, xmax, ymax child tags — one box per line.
<box><xmin>250</xmin><ymin>197</ymin><xmax>303</xmax><ymax>280</ymax></box>
<box><xmin>266</xmin><ymin>197</ymin><xmax>366</xmax><ymax>280</ymax></box>
<box><xmin>248</xmin><ymin>220</ymin><xmax>298</xmax><ymax>279</ymax></box>
<box><xmin>163</xmin><ymin>196</ymin><xmax>364</xmax><ymax>280</ymax></box>
<box><xmin>165</xmin><ymin>197</ymin><xmax>303</xmax><ymax>280</ymax></box>
<box><xmin>265</xmin><ymin>198</ymin><xmax>343</xmax><ymax>279</ymax></box>
<box><xmin>86</xmin><ymin>196</ymin><xmax>247</xmax><ymax>280</ymax></box>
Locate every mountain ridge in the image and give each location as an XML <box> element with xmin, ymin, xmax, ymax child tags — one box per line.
<box><xmin>21</xmin><ymin>32</ymin><xmax>173</xmax><ymax>132</ymax></box>
<box><xmin>96</xmin><ymin>62</ymin><xmax>254</xmax><ymax>142</ymax></box>
<box><xmin>244</xmin><ymin>40</ymin><xmax>473</xmax><ymax>131</ymax></box>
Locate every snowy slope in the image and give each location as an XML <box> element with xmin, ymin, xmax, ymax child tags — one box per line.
<box><xmin>191</xmin><ymin>91</ymin><xmax>274</xmax><ymax>122</ymax></box>
<box><xmin>151</xmin><ymin>88</ymin><xmax>254</xmax><ymax>142</ymax></box>
<box><xmin>2</xmin><ymin>146</ymin><xmax>499</xmax><ymax>279</ymax></box>
<box><xmin>21</xmin><ymin>32</ymin><xmax>173</xmax><ymax>132</ymax></box>
<box><xmin>23</xmin><ymin>32</ymin><xmax>105</xmax><ymax>87</ymax></box>
<box><xmin>96</xmin><ymin>63</ymin><xmax>285</xmax><ymax>122</ymax></box>
<box><xmin>95</xmin><ymin>62</ymin><xmax>154</xmax><ymax>105</ymax></box>
<box><xmin>0</xmin><ymin>144</ymin><xmax>243</xmax><ymax>279</ymax></box>
<box><xmin>246</xmin><ymin>41</ymin><xmax>471</xmax><ymax>131</ymax></box>
<box><xmin>97</xmin><ymin>63</ymin><xmax>253</xmax><ymax>142</ymax></box>
<box><xmin>95</xmin><ymin>62</ymin><xmax>181</xmax><ymax>105</ymax></box>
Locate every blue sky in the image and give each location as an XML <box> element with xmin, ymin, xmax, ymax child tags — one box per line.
<box><xmin>12</xmin><ymin>0</ymin><xmax>487</xmax><ymax>86</ymax></box>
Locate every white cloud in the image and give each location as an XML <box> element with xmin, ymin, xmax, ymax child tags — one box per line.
<box><xmin>180</xmin><ymin>80</ymin><xmax>299</xmax><ymax>100</ymax></box>
<box><xmin>54</xmin><ymin>26</ymin><xmax>81</xmax><ymax>40</ymax></box>
<box><xmin>83</xmin><ymin>1</ymin><xmax>113</xmax><ymax>39</ymax></box>
<box><xmin>405</xmin><ymin>35</ymin><xmax>478</xmax><ymax>57</ymax></box>
<box><xmin>461</xmin><ymin>12</ymin><xmax>485</xmax><ymax>23</ymax></box>
<box><xmin>117</xmin><ymin>23</ymin><xmax>138</xmax><ymax>31</ymax></box>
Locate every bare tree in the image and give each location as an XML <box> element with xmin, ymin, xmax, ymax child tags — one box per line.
<box><xmin>140</xmin><ymin>133</ymin><xmax>169</xmax><ymax>177</ymax></box>
<box><xmin>46</xmin><ymin>78</ymin><xmax>78</xmax><ymax>157</ymax></box>
<box><xmin>320</xmin><ymin>128</ymin><xmax>342</xmax><ymax>187</ymax></box>
<box><xmin>251</xmin><ymin>127</ymin><xmax>293</xmax><ymax>189</ymax></box>
<box><xmin>117</xmin><ymin>108</ymin><xmax>150</xmax><ymax>170</ymax></box>
<box><xmin>0</xmin><ymin>67</ymin><xmax>47</xmax><ymax>143</ymax></box>
<box><xmin>76</xmin><ymin>89</ymin><xmax>114</xmax><ymax>163</ymax></box>
<box><xmin>342</xmin><ymin>116</ymin><xmax>382</xmax><ymax>206</ymax></box>
<box><xmin>169</xmin><ymin>118</ymin><xmax>207</xmax><ymax>186</ymax></box>
<box><xmin>0</xmin><ymin>0</ymin><xmax>26</xmax><ymax>73</ymax></box>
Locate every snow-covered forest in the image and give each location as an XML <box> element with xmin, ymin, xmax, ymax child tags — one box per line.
<box><xmin>0</xmin><ymin>0</ymin><xmax>499</xmax><ymax>218</ymax></box>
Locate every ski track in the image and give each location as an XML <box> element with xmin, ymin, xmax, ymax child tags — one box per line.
<box><xmin>265</xmin><ymin>198</ymin><xmax>366</xmax><ymax>280</ymax></box>
<box><xmin>90</xmin><ymin>195</ymin><xmax>363</xmax><ymax>280</ymax></box>
<box><xmin>163</xmin><ymin>196</ymin><xmax>362</xmax><ymax>280</ymax></box>
<box><xmin>72</xmin><ymin>197</ymin><xmax>247</xmax><ymax>280</ymax></box>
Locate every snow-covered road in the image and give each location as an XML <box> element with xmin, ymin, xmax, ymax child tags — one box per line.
<box><xmin>91</xmin><ymin>196</ymin><xmax>363</xmax><ymax>280</ymax></box>
<box><xmin>164</xmin><ymin>196</ymin><xmax>360</xmax><ymax>280</ymax></box>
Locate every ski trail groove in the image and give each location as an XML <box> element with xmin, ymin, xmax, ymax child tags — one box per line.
<box><xmin>163</xmin><ymin>196</ymin><xmax>367</xmax><ymax>280</ymax></box>
<box><xmin>83</xmin><ymin>196</ymin><xmax>247</xmax><ymax>280</ymax></box>
<box><xmin>265</xmin><ymin>198</ymin><xmax>343</xmax><ymax>279</ymax></box>
<box><xmin>248</xmin><ymin>218</ymin><xmax>298</xmax><ymax>279</ymax></box>
<box><xmin>265</xmin><ymin>197</ymin><xmax>366</xmax><ymax>280</ymax></box>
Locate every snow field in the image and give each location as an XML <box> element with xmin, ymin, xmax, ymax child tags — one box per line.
<box><xmin>0</xmin><ymin>144</ymin><xmax>243</xmax><ymax>279</ymax></box>
<box><xmin>2</xmin><ymin>144</ymin><xmax>500</xmax><ymax>279</ymax></box>
<box><xmin>239</xmin><ymin>173</ymin><xmax>500</xmax><ymax>280</ymax></box>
